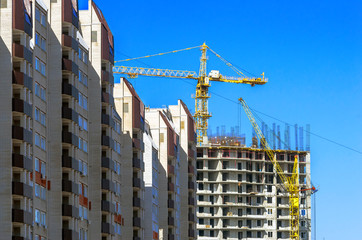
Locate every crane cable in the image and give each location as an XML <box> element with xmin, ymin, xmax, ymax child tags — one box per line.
<box><xmin>114</xmin><ymin>45</ymin><xmax>201</xmax><ymax>63</ymax></box>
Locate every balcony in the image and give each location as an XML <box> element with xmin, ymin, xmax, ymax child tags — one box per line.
<box><xmin>62</xmin><ymin>131</ymin><xmax>79</xmax><ymax>147</ymax></box>
<box><xmin>12</xmin><ymin>98</ymin><xmax>32</xmax><ymax>118</ymax></box>
<box><xmin>12</xmin><ymin>153</ymin><xmax>32</xmax><ymax>172</ymax></box>
<box><xmin>62</xmin><ymin>155</ymin><xmax>79</xmax><ymax>171</ymax></box>
<box><xmin>132</xmin><ymin>138</ymin><xmax>141</xmax><ymax>150</ymax></box>
<box><xmin>168</xmin><ymin>216</ymin><xmax>174</xmax><ymax>226</ymax></box>
<box><xmin>168</xmin><ymin>182</ymin><xmax>174</xmax><ymax>192</ymax></box>
<box><xmin>188</xmin><ymin>148</ymin><xmax>195</xmax><ymax>159</ymax></box>
<box><xmin>133</xmin><ymin>177</ymin><xmax>141</xmax><ymax>189</ymax></box>
<box><xmin>62</xmin><ymin>229</ymin><xmax>78</xmax><ymax>240</ymax></box>
<box><xmin>101</xmin><ymin>70</ymin><xmax>114</xmax><ymax>84</ymax></box>
<box><xmin>12</xmin><ymin>182</ymin><xmax>32</xmax><ymax>199</ymax></box>
<box><xmin>101</xmin><ymin>157</ymin><xmax>115</xmax><ymax>171</ymax></box>
<box><xmin>62</xmin><ymin>82</ymin><xmax>79</xmax><ymax>100</ymax></box>
<box><xmin>132</xmin><ymin>158</ymin><xmax>142</xmax><ymax>170</ymax></box>
<box><xmin>101</xmin><ymin>135</ymin><xmax>114</xmax><ymax>148</ymax></box>
<box><xmin>168</xmin><ymin>199</ymin><xmax>174</xmax><ymax>209</ymax></box>
<box><xmin>101</xmin><ymin>91</ymin><xmax>111</xmax><ymax>104</ymax></box>
<box><xmin>12</xmin><ymin>43</ymin><xmax>33</xmax><ymax>64</ymax></box>
<box><xmin>188</xmin><ymin>229</ymin><xmax>195</xmax><ymax>238</ymax></box>
<box><xmin>62</xmin><ymin>107</ymin><xmax>78</xmax><ymax>123</ymax></box>
<box><xmin>62</xmin><ymin>58</ymin><xmax>78</xmax><ymax>75</ymax></box>
<box><xmin>62</xmin><ymin>0</ymin><xmax>79</xmax><ymax>29</ymax></box>
<box><xmin>101</xmin><ymin>113</ymin><xmax>110</xmax><ymax>126</ymax></box>
<box><xmin>12</xmin><ymin>0</ymin><xmax>32</xmax><ymax>36</ymax></box>
<box><xmin>188</xmin><ymin>182</ymin><xmax>195</xmax><ymax>190</ymax></box>
<box><xmin>12</xmin><ymin>126</ymin><xmax>32</xmax><ymax>144</ymax></box>
<box><xmin>62</xmin><ymin>179</ymin><xmax>79</xmax><ymax>195</ymax></box>
<box><xmin>12</xmin><ymin>209</ymin><xmax>32</xmax><ymax>225</ymax></box>
<box><xmin>101</xmin><ymin>200</ymin><xmax>115</xmax><ymax>213</ymax></box>
<box><xmin>188</xmin><ymin>213</ymin><xmax>195</xmax><ymax>222</ymax></box>
<box><xmin>61</xmin><ymin>34</ymin><xmax>78</xmax><ymax>52</ymax></box>
<box><xmin>101</xmin><ymin>179</ymin><xmax>115</xmax><ymax>192</ymax></box>
<box><xmin>62</xmin><ymin>204</ymin><xmax>79</xmax><ymax>218</ymax></box>
<box><xmin>133</xmin><ymin>197</ymin><xmax>141</xmax><ymax>208</ymax></box>
<box><xmin>12</xmin><ymin>70</ymin><xmax>32</xmax><ymax>90</ymax></box>
<box><xmin>133</xmin><ymin>217</ymin><xmax>141</xmax><ymax>228</ymax></box>
<box><xmin>12</xmin><ymin>236</ymin><xmax>27</xmax><ymax>240</ymax></box>
<box><xmin>188</xmin><ymin>197</ymin><xmax>195</xmax><ymax>206</ymax></box>
<box><xmin>168</xmin><ymin>165</ymin><xmax>175</xmax><ymax>175</ymax></box>
<box><xmin>188</xmin><ymin>165</ymin><xmax>195</xmax><ymax>175</ymax></box>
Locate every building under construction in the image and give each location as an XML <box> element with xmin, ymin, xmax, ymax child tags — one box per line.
<box><xmin>196</xmin><ymin>135</ymin><xmax>312</xmax><ymax>240</ymax></box>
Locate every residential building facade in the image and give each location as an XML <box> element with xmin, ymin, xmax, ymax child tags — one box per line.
<box><xmin>196</xmin><ymin>145</ymin><xmax>312</xmax><ymax>240</ymax></box>
<box><xmin>0</xmin><ymin>0</ymin><xmax>122</xmax><ymax>239</ymax></box>
<box><xmin>114</xmin><ymin>77</ymin><xmax>145</xmax><ymax>240</ymax></box>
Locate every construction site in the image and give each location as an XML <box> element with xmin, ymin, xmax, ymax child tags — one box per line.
<box><xmin>1</xmin><ymin>0</ymin><xmax>359</xmax><ymax>240</ymax></box>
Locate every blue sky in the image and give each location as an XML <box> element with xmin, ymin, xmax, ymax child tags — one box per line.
<box><xmin>92</xmin><ymin>0</ymin><xmax>361</xmax><ymax>239</ymax></box>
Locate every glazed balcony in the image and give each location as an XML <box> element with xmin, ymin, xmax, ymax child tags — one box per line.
<box><xmin>62</xmin><ymin>58</ymin><xmax>78</xmax><ymax>75</ymax></box>
<box><xmin>12</xmin><ymin>182</ymin><xmax>33</xmax><ymax>199</ymax></box>
<box><xmin>61</xmin><ymin>34</ymin><xmax>78</xmax><ymax>52</ymax></box>
<box><xmin>62</xmin><ymin>155</ymin><xmax>80</xmax><ymax>171</ymax></box>
<box><xmin>12</xmin><ymin>153</ymin><xmax>32</xmax><ymax>172</ymax></box>
<box><xmin>12</xmin><ymin>126</ymin><xmax>32</xmax><ymax>144</ymax></box>
<box><xmin>12</xmin><ymin>98</ymin><xmax>32</xmax><ymax>118</ymax></box>
<box><xmin>12</xmin><ymin>0</ymin><xmax>32</xmax><ymax>36</ymax></box>
<box><xmin>12</xmin><ymin>70</ymin><xmax>32</xmax><ymax>90</ymax></box>
<box><xmin>12</xmin><ymin>209</ymin><xmax>32</xmax><ymax>225</ymax></box>
<box><xmin>62</xmin><ymin>107</ymin><xmax>79</xmax><ymax>124</ymax></box>
<box><xmin>12</xmin><ymin>43</ymin><xmax>32</xmax><ymax>64</ymax></box>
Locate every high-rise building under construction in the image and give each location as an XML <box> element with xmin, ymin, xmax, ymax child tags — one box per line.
<box><xmin>196</xmin><ymin>138</ymin><xmax>312</xmax><ymax>240</ymax></box>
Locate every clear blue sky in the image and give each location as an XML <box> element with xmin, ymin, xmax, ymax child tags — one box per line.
<box><xmin>93</xmin><ymin>0</ymin><xmax>361</xmax><ymax>239</ymax></box>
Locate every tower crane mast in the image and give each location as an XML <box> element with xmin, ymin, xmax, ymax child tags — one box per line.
<box><xmin>238</xmin><ymin>97</ymin><xmax>300</xmax><ymax>240</ymax></box>
<box><xmin>113</xmin><ymin>43</ymin><xmax>267</xmax><ymax>145</ymax></box>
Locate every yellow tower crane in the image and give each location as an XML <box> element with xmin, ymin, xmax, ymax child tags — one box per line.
<box><xmin>238</xmin><ymin>97</ymin><xmax>300</xmax><ymax>240</ymax></box>
<box><xmin>113</xmin><ymin>43</ymin><xmax>267</xmax><ymax>145</ymax></box>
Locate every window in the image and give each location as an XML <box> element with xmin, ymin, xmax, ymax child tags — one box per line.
<box><xmin>80</xmin><ymin>161</ymin><xmax>88</xmax><ymax>176</ymax></box>
<box><xmin>35</xmin><ymin>133</ymin><xmax>46</xmax><ymax>150</ymax></box>
<box><xmin>268</xmin><ymin>232</ymin><xmax>273</xmax><ymax>238</ymax></box>
<box><xmin>35</xmin><ymin>82</ymin><xmax>46</xmax><ymax>101</ymax></box>
<box><xmin>199</xmin><ymin>218</ymin><xmax>204</xmax><ymax>225</ymax></box>
<box><xmin>79</xmin><ymin>229</ymin><xmax>88</xmax><ymax>240</ymax></box>
<box><xmin>199</xmin><ymin>207</ymin><xmax>204</xmax><ymax>213</ymax></box>
<box><xmin>35</xmin><ymin>209</ymin><xmax>46</xmax><ymax>227</ymax></box>
<box><xmin>115</xmin><ymin>223</ymin><xmax>121</xmax><ymax>235</ymax></box>
<box><xmin>123</xmin><ymin>103</ymin><xmax>128</xmax><ymax>113</ymax></box>
<box><xmin>35</xmin><ymin>58</ymin><xmax>46</xmax><ymax>75</ymax></box>
<box><xmin>35</xmin><ymin>108</ymin><xmax>46</xmax><ymax>126</ymax></box>
<box><xmin>268</xmin><ymin>209</ymin><xmax>272</xmax><ymax>215</ymax></box>
<box><xmin>35</xmin><ymin>8</ymin><xmax>46</xmax><ymax>26</ymax></box>
<box><xmin>35</xmin><ymin>209</ymin><xmax>41</xmax><ymax>224</ymax></box>
<box><xmin>267</xmin><ymin>197</ymin><xmax>272</xmax><ymax>203</ymax></box>
<box><xmin>301</xmin><ymin>220</ymin><xmax>305</xmax><ymax>227</ymax></box>
<box><xmin>78</xmin><ymin>115</ymin><xmax>88</xmax><ymax>131</ymax></box>
<box><xmin>116</xmin><ymin>142</ymin><xmax>121</xmax><ymax>154</ymax></box>
<box><xmin>115</xmin><ymin>121</ymin><xmax>121</xmax><ymax>134</ymax></box>
<box><xmin>78</xmin><ymin>48</ymin><xmax>88</xmax><ymax>63</ymax></box>
<box><xmin>35</xmin><ymin>32</ymin><xmax>46</xmax><ymax>51</ymax></box>
<box><xmin>79</xmin><ymin>138</ymin><xmax>88</xmax><ymax>153</ymax></box>
<box><xmin>78</xmin><ymin>93</ymin><xmax>88</xmax><ymax>110</ymax></box>
<box><xmin>116</xmin><ymin>162</ymin><xmax>121</xmax><ymax>175</ymax></box>
<box><xmin>78</xmin><ymin>71</ymin><xmax>88</xmax><ymax>86</ymax></box>
<box><xmin>301</xmin><ymin>232</ymin><xmax>306</xmax><ymax>238</ymax></box>
<box><xmin>268</xmin><ymin>220</ymin><xmax>273</xmax><ymax>226</ymax></box>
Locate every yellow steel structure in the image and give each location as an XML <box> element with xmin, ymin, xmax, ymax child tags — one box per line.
<box><xmin>238</xmin><ymin>97</ymin><xmax>300</xmax><ymax>240</ymax></box>
<box><xmin>113</xmin><ymin>43</ymin><xmax>267</xmax><ymax>145</ymax></box>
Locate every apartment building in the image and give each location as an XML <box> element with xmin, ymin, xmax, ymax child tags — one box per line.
<box><xmin>0</xmin><ymin>0</ymin><xmax>122</xmax><ymax>239</ymax></box>
<box><xmin>114</xmin><ymin>78</ymin><xmax>145</xmax><ymax>240</ymax></box>
<box><xmin>145</xmin><ymin>100</ymin><xmax>197</xmax><ymax>240</ymax></box>
<box><xmin>168</xmin><ymin>100</ymin><xmax>197</xmax><ymax>239</ymax></box>
<box><xmin>143</xmin><ymin>122</ymin><xmax>160</xmax><ymax>240</ymax></box>
<box><xmin>196</xmin><ymin>145</ymin><xmax>312</xmax><ymax>240</ymax></box>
